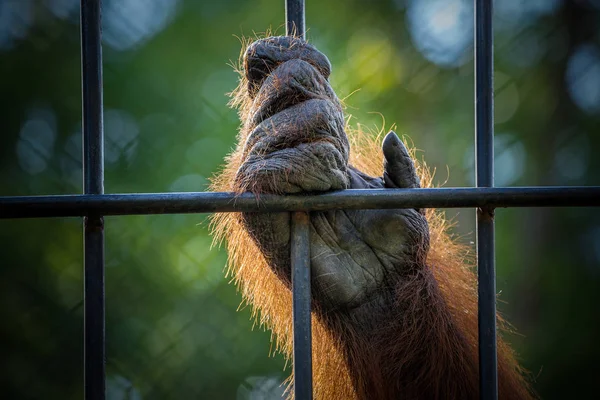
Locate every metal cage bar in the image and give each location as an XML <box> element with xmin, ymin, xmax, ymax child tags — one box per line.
<box><xmin>2</xmin><ymin>187</ymin><xmax>599</xmax><ymax>219</ymax></box>
<box><xmin>80</xmin><ymin>0</ymin><xmax>106</xmax><ymax>399</ymax></box>
<box><xmin>475</xmin><ymin>0</ymin><xmax>497</xmax><ymax>399</ymax></box>
<box><xmin>0</xmin><ymin>1</ymin><xmax>598</xmax><ymax>400</ymax></box>
<box><xmin>286</xmin><ymin>0</ymin><xmax>305</xmax><ymax>39</ymax></box>
<box><xmin>286</xmin><ymin>1</ymin><xmax>313</xmax><ymax>398</ymax></box>
<box><xmin>291</xmin><ymin>211</ymin><xmax>312</xmax><ymax>400</ymax></box>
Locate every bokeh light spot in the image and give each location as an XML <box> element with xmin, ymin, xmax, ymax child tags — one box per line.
<box><xmin>170</xmin><ymin>173</ymin><xmax>208</xmax><ymax>192</ymax></box>
<box><xmin>104</xmin><ymin>109</ymin><xmax>140</xmax><ymax>165</ymax></box>
<box><xmin>406</xmin><ymin>0</ymin><xmax>472</xmax><ymax>67</ymax></box>
<box><xmin>0</xmin><ymin>0</ymin><xmax>33</xmax><ymax>51</ymax></box>
<box><xmin>16</xmin><ymin>106</ymin><xmax>57</xmax><ymax>175</ymax></box>
<box><xmin>342</xmin><ymin>29</ymin><xmax>398</xmax><ymax>103</ymax></box>
<box><xmin>107</xmin><ymin>375</ymin><xmax>142</xmax><ymax>400</ymax></box>
<box><xmin>236</xmin><ymin>375</ymin><xmax>286</xmax><ymax>400</ymax></box>
<box><xmin>60</xmin><ymin>130</ymin><xmax>83</xmax><ymax>190</ymax></box>
<box><xmin>495</xmin><ymin>72</ymin><xmax>520</xmax><ymax>124</ymax></box>
<box><xmin>494</xmin><ymin>133</ymin><xmax>526</xmax><ymax>186</ymax></box>
<box><xmin>553</xmin><ymin>132</ymin><xmax>590</xmax><ymax>182</ymax></box>
<box><xmin>463</xmin><ymin>133</ymin><xmax>526</xmax><ymax>186</ymax></box>
<box><xmin>103</xmin><ymin>0</ymin><xmax>180</xmax><ymax>51</ymax></box>
<box><xmin>175</xmin><ymin>235</ymin><xmax>222</xmax><ymax>291</ymax></box>
<box><xmin>566</xmin><ymin>43</ymin><xmax>600</xmax><ymax>114</ymax></box>
<box><xmin>44</xmin><ymin>0</ymin><xmax>78</xmax><ymax>20</ymax></box>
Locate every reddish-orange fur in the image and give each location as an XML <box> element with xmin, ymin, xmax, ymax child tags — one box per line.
<box><xmin>210</xmin><ymin>37</ymin><xmax>533</xmax><ymax>399</ymax></box>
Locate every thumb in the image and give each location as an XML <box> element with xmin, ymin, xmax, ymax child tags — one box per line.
<box><xmin>382</xmin><ymin>131</ymin><xmax>420</xmax><ymax>189</ymax></box>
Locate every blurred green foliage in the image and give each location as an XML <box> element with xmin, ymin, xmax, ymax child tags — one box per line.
<box><xmin>1</xmin><ymin>0</ymin><xmax>599</xmax><ymax>399</ymax></box>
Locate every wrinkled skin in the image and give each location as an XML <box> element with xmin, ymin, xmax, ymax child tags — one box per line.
<box><xmin>235</xmin><ymin>36</ymin><xmax>430</xmax><ymax>312</ymax></box>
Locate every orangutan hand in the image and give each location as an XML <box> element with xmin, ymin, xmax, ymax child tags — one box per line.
<box><xmin>234</xmin><ymin>37</ymin><xmax>430</xmax><ymax>311</ymax></box>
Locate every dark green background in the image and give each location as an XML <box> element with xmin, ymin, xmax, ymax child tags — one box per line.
<box><xmin>1</xmin><ymin>0</ymin><xmax>599</xmax><ymax>398</ymax></box>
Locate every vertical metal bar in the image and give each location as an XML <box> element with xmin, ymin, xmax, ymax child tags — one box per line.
<box><xmin>286</xmin><ymin>0</ymin><xmax>305</xmax><ymax>39</ymax></box>
<box><xmin>81</xmin><ymin>1</ymin><xmax>105</xmax><ymax>399</ymax></box>
<box><xmin>475</xmin><ymin>0</ymin><xmax>497</xmax><ymax>399</ymax></box>
<box><xmin>286</xmin><ymin>1</ymin><xmax>312</xmax><ymax>399</ymax></box>
<box><xmin>291</xmin><ymin>211</ymin><xmax>312</xmax><ymax>400</ymax></box>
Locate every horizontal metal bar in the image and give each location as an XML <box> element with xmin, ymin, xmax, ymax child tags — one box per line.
<box><xmin>1</xmin><ymin>187</ymin><xmax>599</xmax><ymax>219</ymax></box>
<box><xmin>0</xmin><ymin>186</ymin><xmax>600</xmax><ymax>219</ymax></box>
<box><xmin>2</xmin><ymin>187</ymin><xmax>599</xmax><ymax>219</ymax></box>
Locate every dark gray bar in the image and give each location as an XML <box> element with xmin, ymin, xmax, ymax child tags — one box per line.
<box><xmin>475</xmin><ymin>2</ymin><xmax>494</xmax><ymax>189</ymax></box>
<box><xmin>285</xmin><ymin>0</ymin><xmax>305</xmax><ymax>38</ymax></box>
<box><xmin>475</xmin><ymin>0</ymin><xmax>497</xmax><ymax>399</ymax></box>
<box><xmin>286</xmin><ymin>1</ymin><xmax>312</xmax><ymax>398</ymax></box>
<box><xmin>1</xmin><ymin>187</ymin><xmax>600</xmax><ymax>219</ymax></box>
<box><xmin>291</xmin><ymin>212</ymin><xmax>312</xmax><ymax>400</ymax></box>
<box><xmin>477</xmin><ymin>207</ymin><xmax>496</xmax><ymax>399</ymax></box>
<box><xmin>81</xmin><ymin>1</ymin><xmax>106</xmax><ymax>399</ymax></box>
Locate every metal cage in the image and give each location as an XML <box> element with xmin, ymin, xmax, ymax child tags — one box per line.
<box><xmin>1</xmin><ymin>1</ymin><xmax>599</xmax><ymax>399</ymax></box>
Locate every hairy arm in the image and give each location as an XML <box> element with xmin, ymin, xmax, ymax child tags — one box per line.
<box><xmin>229</xmin><ymin>36</ymin><xmax>530</xmax><ymax>400</ymax></box>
